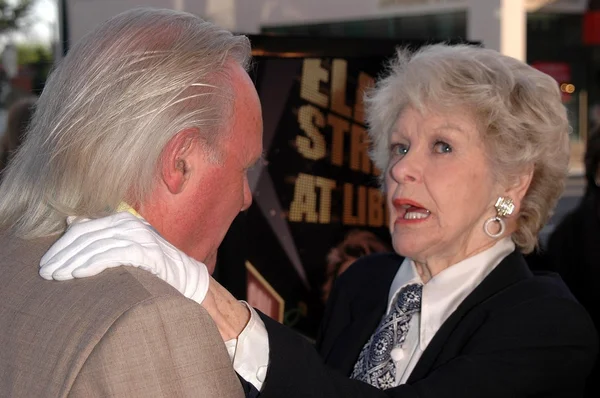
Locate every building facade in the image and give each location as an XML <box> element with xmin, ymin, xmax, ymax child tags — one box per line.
<box><xmin>63</xmin><ymin>0</ymin><xmax>592</xmax><ymax>172</ymax></box>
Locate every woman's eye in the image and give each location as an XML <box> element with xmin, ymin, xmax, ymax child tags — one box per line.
<box><xmin>391</xmin><ymin>143</ymin><xmax>409</xmax><ymax>157</ymax></box>
<box><xmin>433</xmin><ymin>141</ymin><xmax>452</xmax><ymax>154</ymax></box>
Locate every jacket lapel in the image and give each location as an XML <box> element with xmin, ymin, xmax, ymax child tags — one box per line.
<box><xmin>407</xmin><ymin>250</ymin><xmax>533</xmax><ymax>382</ymax></box>
<box><xmin>338</xmin><ymin>286</ymin><xmax>391</xmax><ymax>374</ymax></box>
<box><xmin>321</xmin><ymin>254</ymin><xmax>402</xmax><ymax>375</ymax></box>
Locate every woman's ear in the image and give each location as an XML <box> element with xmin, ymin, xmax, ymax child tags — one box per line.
<box><xmin>505</xmin><ymin>164</ymin><xmax>534</xmax><ymax>213</ymax></box>
<box><xmin>160</xmin><ymin>129</ymin><xmax>198</xmax><ymax>194</ymax></box>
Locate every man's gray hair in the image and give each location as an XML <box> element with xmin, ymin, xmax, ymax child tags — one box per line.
<box><xmin>0</xmin><ymin>8</ymin><xmax>251</xmax><ymax>238</ymax></box>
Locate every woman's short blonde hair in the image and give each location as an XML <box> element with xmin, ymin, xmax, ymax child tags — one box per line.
<box><xmin>366</xmin><ymin>44</ymin><xmax>570</xmax><ymax>253</ymax></box>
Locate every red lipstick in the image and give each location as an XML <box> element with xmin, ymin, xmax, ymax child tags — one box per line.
<box><xmin>392</xmin><ymin>198</ymin><xmax>431</xmax><ymax>225</ymax></box>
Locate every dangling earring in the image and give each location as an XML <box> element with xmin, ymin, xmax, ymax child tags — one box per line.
<box><xmin>484</xmin><ymin>197</ymin><xmax>515</xmax><ymax>239</ymax></box>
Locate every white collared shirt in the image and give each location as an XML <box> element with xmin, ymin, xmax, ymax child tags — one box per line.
<box><xmin>387</xmin><ymin>237</ymin><xmax>515</xmax><ymax>385</ymax></box>
<box><xmin>225</xmin><ymin>302</ymin><xmax>270</xmax><ymax>391</ymax></box>
<box><xmin>231</xmin><ymin>237</ymin><xmax>515</xmax><ymax>391</ymax></box>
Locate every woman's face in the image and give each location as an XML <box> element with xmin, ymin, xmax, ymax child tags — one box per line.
<box><xmin>385</xmin><ymin>106</ymin><xmax>503</xmax><ymax>265</ymax></box>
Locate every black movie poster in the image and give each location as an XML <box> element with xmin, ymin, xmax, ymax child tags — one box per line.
<box><xmin>215</xmin><ymin>37</ymin><xmax>462</xmax><ymax>339</ymax></box>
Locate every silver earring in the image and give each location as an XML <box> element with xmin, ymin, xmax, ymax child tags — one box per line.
<box><xmin>484</xmin><ymin>197</ymin><xmax>514</xmax><ymax>239</ymax></box>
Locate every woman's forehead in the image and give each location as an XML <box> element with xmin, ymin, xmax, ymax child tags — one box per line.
<box><xmin>392</xmin><ymin>106</ymin><xmax>480</xmax><ymax>136</ymax></box>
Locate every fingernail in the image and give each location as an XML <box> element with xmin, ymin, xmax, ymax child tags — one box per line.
<box><xmin>52</xmin><ymin>271</ymin><xmax>73</xmax><ymax>281</ymax></box>
<box><xmin>39</xmin><ymin>272</ymin><xmax>53</xmax><ymax>280</ymax></box>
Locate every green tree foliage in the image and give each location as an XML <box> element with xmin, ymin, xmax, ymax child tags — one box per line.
<box><xmin>16</xmin><ymin>43</ymin><xmax>51</xmax><ymax>65</ymax></box>
<box><xmin>15</xmin><ymin>43</ymin><xmax>52</xmax><ymax>94</ymax></box>
<box><xmin>0</xmin><ymin>0</ymin><xmax>34</xmax><ymax>34</ymax></box>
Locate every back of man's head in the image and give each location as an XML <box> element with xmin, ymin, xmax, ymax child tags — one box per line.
<box><xmin>0</xmin><ymin>8</ymin><xmax>251</xmax><ymax>239</ymax></box>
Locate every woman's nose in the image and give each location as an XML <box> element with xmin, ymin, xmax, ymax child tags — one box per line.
<box><xmin>389</xmin><ymin>151</ymin><xmax>421</xmax><ymax>184</ymax></box>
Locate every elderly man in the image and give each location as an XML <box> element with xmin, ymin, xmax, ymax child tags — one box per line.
<box><xmin>0</xmin><ymin>8</ymin><xmax>262</xmax><ymax>397</ymax></box>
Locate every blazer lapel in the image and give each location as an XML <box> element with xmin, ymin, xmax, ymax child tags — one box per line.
<box><xmin>343</xmin><ymin>288</ymin><xmax>392</xmax><ymax>374</ymax></box>
<box><xmin>322</xmin><ymin>254</ymin><xmax>402</xmax><ymax>375</ymax></box>
<box><xmin>407</xmin><ymin>250</ymin><xmax>533</xmax><ymax>382</ymax></box>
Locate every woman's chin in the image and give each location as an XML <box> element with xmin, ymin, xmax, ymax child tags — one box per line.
<box><xmin>392</xmin><ymin>241</ymin><xmax>425</xmax><ymax>260</ymax></box>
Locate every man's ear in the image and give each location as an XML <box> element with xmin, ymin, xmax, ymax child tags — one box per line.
<box><xmin>505</xmin><ymin>164</ymin><xmax>534</xmax><ymax>213</ymax></box>
<box><xmin>160</xmin><ymin>128</ymin><xmax>199</xmax><ymax>194</ymax></box>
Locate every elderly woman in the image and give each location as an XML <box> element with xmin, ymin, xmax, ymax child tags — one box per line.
<box><xmin>41</xmin><ymin>44</ymin><xmax>597</xmax><ymax>397</ymax></box>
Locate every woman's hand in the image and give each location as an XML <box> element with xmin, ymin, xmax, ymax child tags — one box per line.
<box><xmin>39</xmin><ymin>212</ymin><xmax>210</xmax><ymax>305</ymax></box>
<box><xmin>202</xmin><ymin>278</ymin><xmax>251</xmax><ymax>341</ymax></box>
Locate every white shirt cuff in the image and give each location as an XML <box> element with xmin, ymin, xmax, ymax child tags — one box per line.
<box><xmin>225</xmin><ymin>301</ymin><xmax>270</xmax><ymax>391</ymax></box>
